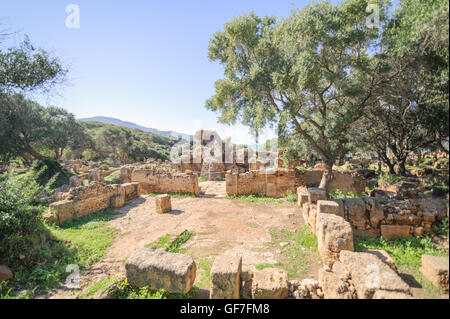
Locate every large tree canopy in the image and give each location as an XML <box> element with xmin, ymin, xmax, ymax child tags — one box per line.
<box><xmin>206</xmin><ymin>0</ymin><xmax>390</xmax><ymax>188</ymax></box>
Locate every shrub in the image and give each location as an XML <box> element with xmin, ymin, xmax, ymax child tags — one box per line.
<box><xmin>285</xmin><ymin>190</ymin><xmax>297</xmax><ymax>202</ymax></box>
<box><xmin>31</xmin><ymin>158</ymin><xmax>74</xmax><ymax>189</ymax></box>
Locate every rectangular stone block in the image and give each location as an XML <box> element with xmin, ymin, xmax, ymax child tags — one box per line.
<box><xmin>252</xmin><ymin>268</ymin><xmax>289</xmax><ymax>299</ymax></box>
<box><xmin>317</xmin><ymin>200</ymin><xmax>344</xmax><ymax>218</ymax></box>
<box><xmin>49</xmin><ymin>200</ymin><xmax>75</xmax><ymax>224</ymax></box>
<box><xmin>210</xmin><ymin>254</ymin><xmax>242</xmax><ymax>299</ymax></box>
<box><xmin>297</xmin><ymin>187</ymin><xmax>309</xmax><ymax>207</ymax></box>
<box><xmin>381</xmin><ymin>225</ymin><xmax>411</xmax><ymax>240</ymax></box>
<box><xmin>155</xmin><ymin>194</ymin><xmax>172</xmax><ymax>213</ymax></box>
<box><xmin>421</xmin><ymin>255</ymin><xmax>449</xmax><ymax>291</ymax></box>
<box><xmin>126</xmin><ymin>248</ymin><xmax>196</xmax><ymax>294</ymax></box>
<box><xmin>307</xmin><ymin>188</ymin><xmax>327</xmax><ymax>204</ymax></box>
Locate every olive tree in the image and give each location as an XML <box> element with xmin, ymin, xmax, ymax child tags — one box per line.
<box><xmin>206</xmin><ymin>0</ymin><xmax>389</xmax><ymax>189</ymax></box>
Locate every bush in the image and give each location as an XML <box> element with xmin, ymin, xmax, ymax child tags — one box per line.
<box><xmin>0</xmin><ymin>173</ymin><xmax>43</xmax><ymax>239</ymax></box>
<box><xmin>31</xmin><ymin>158</ymin><xmax>74</xmax><ymax>189</ymax></box>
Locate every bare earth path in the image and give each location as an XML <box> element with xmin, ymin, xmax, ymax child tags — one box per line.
<box><xmin>42</xmin><ymin>184</ymin><xmax>320</xmax><ymax>299</ymax></box>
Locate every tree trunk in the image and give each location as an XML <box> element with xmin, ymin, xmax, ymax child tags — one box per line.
<box><xmin>318</xmin><ymin>161</ymin><xmax>333</xmax><ymax>191</ymax></box>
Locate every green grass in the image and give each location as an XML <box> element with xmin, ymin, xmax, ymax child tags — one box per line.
<box><xmin>255</xmin><ymin>262</ymin><xmax>283</xmax><ymax>270</ymax></box>
<box><xmin>147</xmin><ymin>192</ymin><xmax>196</xmax><ymax>198</ymax></box>
<box><xmin>49</xmin><ymin>210</ymin><xmax>119</xmax><ymax>267</ymax></box>
<box><xmin>84</xmin><ymin>277</ymin><xmax>117</xmax><ymax>298</ymax></box>
<box><xmin>285</xmin><ymin>190</ymin><xmax>297</xmax><ymax>203</ymax></box>
<box><xmin>0</xmin><ymin>209</ymin><xmax>119</xmax><ymax>299</ymax></box>
<box><xmin>145</xmin><ymin>230</ymin><xmax>195</xmax><ymax>254</ymax></box>
<box><xmin>198</xmin><ymin>177</ymin><xmax>208</xmax><ymax>183</ymax></box>
<box><xmin>104</xmin><ymin>170</ymin><xmax>120</xmax><ymax>183</ymax></box>
<box><xmin>378</xmin><ymin>172</ymin><xmax>405</xmax><ymax>186</ymax></box>
<box><xmin>354</xmin><ymin>235</ymin><xmax>448</xmax><ymax>298</ymax></box>
<box><xmin>225</xmin><ymin>194</ymin><xmax>283</xmax><ymax>204</ymax></box>
<box><xmin>329</xmin><ymin>189</ymin><xmax>369</xmax><ymax>199</ymax></box>
<box><xmin>433</xmin><ymin>217</ymin><xmax>449</xmax><ymax>237</ymax></box>
<box><xmin>108</xmin><ymin>279</ymin><xmax>194</xmax><ymax>299</ymax></box>
<box><xmin>194</xmin><ymin>257</ymin><xmax>214</xmax><ymax>289</ymax></box>
<box><xmin>267</xmin><ymin>225</ymin><xmax>319</xmax><ymax>279</ymax></box>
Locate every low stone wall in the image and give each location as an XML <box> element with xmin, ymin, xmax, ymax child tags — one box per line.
<box><xmin>298</xmin><ymin>187</ymin><xmax>448</xmax><ymax>239</ymax></box>
<box><xmin>48</xmin><ymin>182</ymin><xmax>139</xmax><ymax>224</ymax></box>
<box><xmin>121</xmin><ymin>166</ymin><xmax>199</xmax><ymax>196</ymax></box>
<box><xmin>226</xmin><ymin>169</ymin><xmax>366</xmax><ymax>198</ymax></box>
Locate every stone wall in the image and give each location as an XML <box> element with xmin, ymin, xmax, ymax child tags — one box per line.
<box><xmin>122</xmin><ymin>166</ymin><xmax>199</xmax><ymax>196</ymax></box>
<box><xmin>48</xmin><ymin>182</ymin><xmax>139</xmax><ymax>224</ymax></box>
<box><xmin>298</xmin><ymin>187</ymin><xmax>448</xmax><ymax>239</ymax></box>
<box><xmin>226</xmin><ymin>169</ymin><xmax>366</xmax><ymax>198</ymax></box>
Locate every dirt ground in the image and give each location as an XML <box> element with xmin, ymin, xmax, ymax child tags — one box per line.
<box><xmin>42</xmin><ymin>182</ymin><xmax>320</xmax><ymax>299</ymax></box>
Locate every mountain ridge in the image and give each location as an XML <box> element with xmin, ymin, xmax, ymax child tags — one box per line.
<box><xmin>78</xmin><ymin>116</ymin><xmax>192</xmax><ymax>141</ymax></box>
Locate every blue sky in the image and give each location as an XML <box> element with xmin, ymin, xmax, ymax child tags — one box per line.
<box><xmin>0</xmin><ymin>0</ymin><xmax>330</xmax><ymax>143</ymax></box>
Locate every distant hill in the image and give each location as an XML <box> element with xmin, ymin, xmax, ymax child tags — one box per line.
<box><xmin>79</xmin><ymin>116</ymin><xmax>192</xmax><ymax>141</ymax></box>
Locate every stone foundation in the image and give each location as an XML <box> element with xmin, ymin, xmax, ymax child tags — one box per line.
<box><xmin>226</xmin><ymin>169</ymin><xmax>366</xmax><ymax>198</ymax></box>
<box><xmin>48</xmin><ymin>182</ymin><xmax>139</xmax><ymax>224</ymax></box>
<box><xmin>121</xmin><ymin>166</ymin><xmax>200</xmax><ymax>196</ymax></box>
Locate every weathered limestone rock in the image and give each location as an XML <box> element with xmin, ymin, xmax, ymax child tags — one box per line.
<box><xmin>294</xmin><ymin>278</ymin><xmax>323</xmax><ymax>299</ymax></box>
<box><xmin>210</xmin><ymin>253</ymin><xmax>242</xmax><ymax>299</ymax></box>
<box><xmin>122</xmin><ymin>182</ymin><xmax>140</xmax><ymax>200</ymax></box>
<box><xmin>252</xmin><ymin>268</ymin><xmax>289</xmax><ymax>299</ymax></box>
<box><xmin>69</xmin><ymin>175</ymin><xmax>82</xmax><ymax>188</ymax></box>
<box><xmin>110</xmin><ymin>186</ymin><xmax>125</xmax><ymax>208</ymax></box>
<box><xmin>0</xmin><ymin>265</ymin><xmax>13</xmax><ymax>282</ymax></box>
<box><xmin>317</xmin><ymin>200</ymin><xmax>344</xmax><ymax>218</ymax></box>
<box><xmin>297</xmin><ymin>186</ymin><xmax>309</xmax><ymax>207</ymax></box>
<box><xmin>155</xmin><ymin>194</ymin><xmax>172</xmax><ymax>214</ymax></box>
<box><xmin>318</xmin><ymin>266</ymin><xmax>354</xmax><ymax>299</ymax></box>
<box><xmin>372</xmin><ymin>290</ymin><xmax>414</xmax><ymax>299</ymax></box>
<box><xmin>316</xmin><ymin>213</ymin><xmax>354</xmax><ymax>268</ymax></box>
<box><xmin>307</xmin><ymin>188</ymin><xmax>327</xmax><ymax>204</ymax></box>
<box><xmin>345</xmin><ymin>198</ymin><xmax>367</xmax><ymax>229</ymax></box>
<box><xmin>125</xmin><ymin>248</ymin><xmax>196</xmax><ymax>294</ymax></box>
<box><xmin>421</xmin><ymin>255</ymin><xmax>449</xmax><ymax>291</ymax></box>
<box><xmin>381</xmin><ymin>225</ymin><xmax>411</xmax><ymax>240</ymax></box>
<box><xmin>120</xmin><ymin>166</ymin><xmax>133</xmax><ymax>183</ymax></box>
<box><xmin>363</xmin><ymin>249</ymin><xmax>396</xmax><ymax>271</ymax></box>
<box><xmin>339</xmin><ymin>250</ymin><xmax>412</xmax><ymax>299</ymax></box>
<box><xmin>50</xmin><ymin>200</ymin><xmax>75</xmax><ymax>224</ymax></box>
<box><xmin>88</xmin><ymin>169</ymin><xmax>103</xmax><ymax>183</ymax></box>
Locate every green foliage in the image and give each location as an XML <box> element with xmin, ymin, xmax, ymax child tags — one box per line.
<box><xmin>0</xmin><ymin>35</ymin><xmax>66</xmax><ymax>93</ymax></box>
<box><xmin>433</xmin><ymin>217</ymin><xmax>449</xmax><ymax>237</ymax></box>
<box><xmin>206</xmin><ymin>1</ymin><xmax>390</xmax><ymax>170</ymax></box>
<box><xmin>194</xmin><ymin>257</ymin><xmax>214</xmax><ymax>289</ymax></box>
<box><xmin>145</xmin><ymin>230</ymin><xmax>195</xmax><ymax>254</ymax></box>
<box><xmin>225</xmin><ymin>194</ymin><xmax>283</xmax><ymax>204</ymax></box>
<box><xmin>329</xmin><ymin>189</ymin><xmax>368</xmax><ymax>199</ymax></box>
<box><xmin>255</xmin><ymin>262</ymin><xmax>283</xmax><ymax>271</ymax></box>
<box><xmin>31</xmin><ymin>158</ymin><xmax>74</xmax><ymax>189</ymax></box>
<box><xmin>285</xmin><ymin>190</ymin><xmax>297</xmax><ymax>203</ymax></box>
<box><xmin>268</xmin><ymin>225</ymin><xmax>319</xmax><ymax>279</ymax></box>
<box><xmin>198</xmin><ymin>177</ymin><xmax>208</xmax><ymax>183</ymax></box>
<box><xmin>378</xmin><ymin>172</ymin><xmax>405</xmax><ymax>186</ymax></box>
<box><xmin>108</xmin><ymin>279</ymin><xmax>192</xmax><ymax>299</ymax></box>
<box><xmin>354</xmin><ymin>235</ymin><xmax>446</xmax><ymax>270</ymax></box>
<box><xmin>104</xmin><ymin>170</ymin><xmax>121</xmax><ymax>183</ymax></box>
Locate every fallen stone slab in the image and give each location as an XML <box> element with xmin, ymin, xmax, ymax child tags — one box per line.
<box><xmin>125</xmin><ymin>248</ymin><xmax>196</xmax><ymax>294</ymax></box>
<box><xmin>339</xmin><ymin>250</ymin><xmax>412</xmax><ymax>299</ymax></box>
<box><xmin>421</xmin><ymin>255</ymin><xmax>449</xmax><ymax>291</ymax></box>
<box><xmin>363</xmin><ymin>249</ymin><xmax>397</xmax><ymax>271</ymax></box>
<box><xmin>210</xmin><ymin>253</ymin><xmax>242</xmax><ymax>299</ymax></box>
<box><xmin>316</xmin><ymin>213</ymin><xmax>354</xmax><ymax>268</ymax></box>
<box><xmin>155</xmin><ymin>194</ymin><xmax>172</xmax><ymax>214</ymax></box>
<box><xmin>252</xmin><ymin>268</ymin><xmax>289</xmax><ymax>299</ymax></box>
<box><xmin>0</xmin><ymin>265</ymin><xmax>13</xmax><ymax>282</ymax></box>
